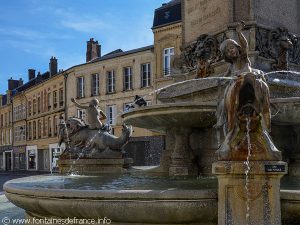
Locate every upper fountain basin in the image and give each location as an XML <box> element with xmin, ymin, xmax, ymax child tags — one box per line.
<box><xmin>123</xmin><ymin>75</ymin><xmax>300</xmax><ymax>130</ymax></box>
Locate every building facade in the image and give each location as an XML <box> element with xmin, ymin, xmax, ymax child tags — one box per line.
<box><xmin>0</xmin><ymin>0</ymin><xmax>182</xmax><ymax>171</ymax></box>
<box><xmin>24</xmin><ymin>69</ymin><xmax>66</xmax><ymax>172</ymax></box>
<box><xmin>65</xmin><ymin>42</ymin><xmax>164</xmax><ymax>166</ymax></box>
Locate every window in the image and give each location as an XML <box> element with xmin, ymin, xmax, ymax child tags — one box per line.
<box><xmin>91</xmin><ymin>74</ymin><xmax>100</xmax><ymax>96</ymax></box>
<box><xmin>28</xmin><ymin>101</ymin><xmax>32</xmax><ymax>116</ymax></box>
<box><xmin>47</xmin><ymin>93</ymin><xmax>51</xmax><ymax>110</ymax></box>
<box><xmin>77</xmin><ymin>109</ymin><xmax>86</xmax><ymax>121</ymax></box>
<box><xmin>141</xmin><ymin>63</ymin><xmax>151</xmax><ymax>87</ymax></box>
<box><xmin>48</xmin><ymin>117</ymin><xmax>52</xmax><ymax>137</ymax></box>
<box><xmin>54</xmin><ymin>116</ymin><xmax>58</xmax><ymax>136</ymax></box>
<box><xmin>59</xmin><ymin>88</ymin><xmax>64</xmax><ymax>107</ymax></box>
<box><xmin>14</xmin><ymin>126</ymin><xmax>25</xmax><ymax>142</ymax></box>
<box><xmin>33</xmin><ymin>99</ymin><xmax>37</xmax><ymax>115</ymax></box>
<box><xmin>22</xmin><ymin>104</ymin><xmax>26</xmax><ymax>119</ymax></box>
<box><xmin>123</xmin><ymin>67</ymin><xmax>133</xmax><ymax>91</ymax></box>
<box><xmin>77</xmin><ymin>77</ymin><xmax>85</xmax><ymax>98</ymax></box>
<box><xmin>21</xmin><ymin>126</ymin><xmax>25</xmax><ymax>141</ymax></box>
<box><xmin>106</xmin><ymin>105</ymin><xmax>116</xmax><ymax>125</ymax></box>
<box><xmin>33</xmin><ymin>121</ymin><xmax>36</xmax><ymax>139</ymax></box>
<box><xmin>28</xmin><ymin>122</ymin><xmax>32</xmax><ymax>140</ymax></box>
<box><xmin>5</xmin><ymin>130</ymin><xmax>9</xmax><ymax>144</ymax></box>
<box><xmin>38</xmin><ymin>120</ymin><xmax>42</xmax><ymax>138</ymax></box>
<box><xmin>163</xmin><ymin>47</ymin><xmax>174</xmax><ymax>75</ymax></box>
<box><xmin>53</xmin><ymin>91</ymin><xmax>58</xmax><ymax>108</ymax></box>
<box><xmin>107</xmin><ymin>71</ymin><xmax>115</xmax><ymax>93</ymax></box>
<box><xmin>14</xmin><ymin>127</ymin><xmax>19</xmax><ymax>142</ymax></box>
<box><xmin>37</xmin><ymin>97</ymin><xmax>41</xmax><ymax>113</ymax></box>
<box><xmin>43</xmin><ymin>118</ymin><xmax>47</xmax><ymax>136</ymax></box>
<box><xmin>146</xmin><ymin>101</ymin><xmax>152</xmax><ymax>106</ymax></box>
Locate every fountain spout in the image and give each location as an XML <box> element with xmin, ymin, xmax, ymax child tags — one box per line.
<box><xmin>217</xmin><ymin>72</ymin><xmax>281</xmax><ymax>161</ymax></box>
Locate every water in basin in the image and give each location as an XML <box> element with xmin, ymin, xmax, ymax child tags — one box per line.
<box><xmin>9</xmin><ymin>169</ymin><xmax>218</xmax><ymax>191</ymax></box>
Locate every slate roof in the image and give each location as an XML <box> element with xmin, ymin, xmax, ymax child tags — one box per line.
<box><xmin>90</xmin><ymin>45</ymin><xmax>154</xmax><ymax>63</ymax></box>
<box><xmin>2</xmin><ymin>94</ymin><xmax>7</xmax><ymax>105</ymax></box>
<box><xmin>152</xmin><ymin>0</ymin><xmax>182</xmax><ymax>29</ymax></box>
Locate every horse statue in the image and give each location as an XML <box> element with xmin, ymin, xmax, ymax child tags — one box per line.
<box><xmin>58</xmin><ymin>117</ymin><xmax>132</xmax><ymax>159</ymax></box>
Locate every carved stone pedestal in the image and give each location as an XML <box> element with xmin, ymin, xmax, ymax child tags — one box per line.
<box><xmin>169</xmin><ymin>127</ymin><xmax>193</xmax><ymax>176</ymax></box>
<box><xmin>288</xmin><ymin>126</ymin><xmax>300</xmax><ymax>177</ymax></box>
<box><xmin>58</xmin><ymin>158</ymin><xmax>125</xmax><ymax>175</ymax></box>
<box><xmin>213</xmin><ymin>161</ymin><xmax>287</xmax><ymax>225</ymax></box>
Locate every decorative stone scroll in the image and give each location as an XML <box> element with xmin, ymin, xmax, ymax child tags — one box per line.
<box><xmin>256</xmin><ymin>27</ymin><xmax>300</xmax><ymax>69</ymax></box>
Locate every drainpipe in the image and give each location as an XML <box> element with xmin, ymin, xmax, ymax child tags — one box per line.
<box><xmin>10</xmin><ymin>93</ymin><xmax>14</xmax><ymax>171</ymax></box>
<box><xmin>63</xmin><ymin>73</ymin><xmax>68</xmax><ymax>120</ymax></box>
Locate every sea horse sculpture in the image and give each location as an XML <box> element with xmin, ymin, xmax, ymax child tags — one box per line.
<box><xmin>58</xmin><ymin>117</ymin><xmax>132</xmax><ymax>159</ymax></box>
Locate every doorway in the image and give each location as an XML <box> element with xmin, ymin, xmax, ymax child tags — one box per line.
<box><xmin>4</xmin><ymin>151</ymin><xmax>12</xmax><ymax>171</ymax></box>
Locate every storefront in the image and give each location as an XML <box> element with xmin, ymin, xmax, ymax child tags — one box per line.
<box><xmin>26</xmin><ymin>145</ymin><xmax>38</xmax><ymax>171</ymax></box>
<box><xmin>13</xmin><ymin>146</ymin><xmax>26</xmax><ymax>170</ymax></box>
<box><xmin>0</xmin><ymin>146</ymin><xmax>13</xmax><ymax>171</ymax></box>
<box><xmin>49</xmin><ymin>143</ymin><xmax>65</xmax><ymax>172</ymax></box>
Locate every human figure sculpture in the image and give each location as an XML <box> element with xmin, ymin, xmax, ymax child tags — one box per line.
<box><xmin>220</xmin><ymin>21</ymin><xmax>251</xmax><ymax>77</ymax></box>
<box><xmin>71</xmin><ymin>97</ymin><xmax>106</xmax><ymax>130</ymax></box>
<box><xmin>215</xmin><ymin>23</ymin><xmax>281</xmax><ymax>161</ymax></box>
<box><xmin>215</xmin><ymin>22</ymin><xmax>263</xmax><ymax>132</ymax></box>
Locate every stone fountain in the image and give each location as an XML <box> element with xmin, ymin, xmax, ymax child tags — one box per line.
<box><xmin>3</xmin><ymin>3</ymin><xmax>300</xmax><ymax>225</ymax></box>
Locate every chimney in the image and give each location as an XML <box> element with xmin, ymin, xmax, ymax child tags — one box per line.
<box><xmin>19</xmin><ymin>78</ymin><xmax>23</xmax><ymax>86</ymax></box>
<box><xmin>86</xmin><ymin>38</ymin><xmax>101</xmax><ymax>62</ymax></box>
<box><xmin>28</xmin><ymin>69</ymin><xmax>36</xmax><ymax>80</ymax></box>
<box><xmin>49</xmin><ymin>56</ymin><xmax>58</xmax><ymax>77</ymax></box>
<box><xmin>8</xmin><ymin>77</ymin><xmax>23</xmax><ymax>90</ymax></box>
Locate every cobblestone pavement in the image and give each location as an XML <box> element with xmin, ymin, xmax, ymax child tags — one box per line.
<box><xmin>0</xmin><ymin>171</ymin><xmax>50</xmax><ymax>223</ymax></box>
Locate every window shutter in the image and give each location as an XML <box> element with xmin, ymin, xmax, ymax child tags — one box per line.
<box><xmin>112</xmin><ymin>105</ymin><xmax>117</xmax><ymax>125</ymax></box>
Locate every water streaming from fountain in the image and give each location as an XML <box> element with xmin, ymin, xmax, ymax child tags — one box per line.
<box><xmin>245</xmin><ymin>117</ymin><xmax>252</xmax><ymax>225</ymax></box>
<box><xmin>66</xmin><ymin>129</ymin><xmax>100</xmax><ymax>175</ymax></box>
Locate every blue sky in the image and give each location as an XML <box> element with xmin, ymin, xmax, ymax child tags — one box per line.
<box><xmin>0</xmin><ymin>0</ymin><xmax>167</xmax><ymax>94</ymax></box>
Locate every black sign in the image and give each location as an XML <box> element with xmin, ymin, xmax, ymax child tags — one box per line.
<box><xmin>265</xmin><ymin>165</ymin><xmax>286</xmax><ymax>172</ymax></box>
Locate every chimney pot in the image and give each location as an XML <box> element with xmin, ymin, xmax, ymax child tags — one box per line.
<box><xmin>86</xmin><ymin>38</ymin><xmax>101</xmax><ymax>62</ymax></box>
<box><xmin>49</xmin><ymin>56</ymin><xmax>58</xmax><ymax>77</ymax></box>
<box><xmin>28</xmin><ymin>69</ymin><xmax>36</xmax><ymax>81</ymax></box>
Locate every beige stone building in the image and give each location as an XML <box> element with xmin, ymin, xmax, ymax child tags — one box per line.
<box><xmin>0</xmin><ymin>78</ymin><xmax>24</xmax><ymax>171</ymax></box>
<box><xmin>0</xmin><ymin>0</ymin><xmax>184</xmax><ymax>171</ymax></box>
<box><xmin>64</xmin><ymin>39</ymin><xmax>164</xmax><ymax>166</ymax></box>
<box><xmin>12</xmin><ymin>90</ymin><xmax>27</xmax><ymax>170</ymax></box>
<box><xmin>152</xmin><ymin>0</ymin><xmax>183</xmax><ymax>91</ymax></box>
<box><xmin>0</xmin><ymin>93</ymin><xmax>13</xmax><ymax>170</ymax></box>
<box><xmin>23</xmin><ymin>62</ymin><xmax>66</xmax><ymax>171</ymax></box>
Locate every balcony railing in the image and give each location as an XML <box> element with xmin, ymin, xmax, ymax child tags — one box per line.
<box><xmin>163</xmin><ymin>67</ymin><xmax>171</xmax><ymax>76</ymax></box>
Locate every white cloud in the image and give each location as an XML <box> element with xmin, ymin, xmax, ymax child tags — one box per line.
<box><xmin>61</xmin><ymin>20</ymin><xmax>109</xmax><ymax>33</ymax></box>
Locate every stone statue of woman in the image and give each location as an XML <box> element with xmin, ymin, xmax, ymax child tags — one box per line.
<box><xmin>215</xmin><ymin>22</ymin><xmax>252</xmax><ymax>133</ymax></box>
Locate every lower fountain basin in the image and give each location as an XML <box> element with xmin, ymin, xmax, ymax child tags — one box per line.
<box><xmin>4</xmin><ymin>172</ymin><xmax>218</xmax><ymax>225</ymax></box>
<box><xmin>3</xmin><ymin>172</ymin><xmax>300</xmax><ymax>225</ymax></box>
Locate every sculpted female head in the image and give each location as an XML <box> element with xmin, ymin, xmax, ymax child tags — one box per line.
<box><xmin>220</xmin><ymin>39</ymin><xmax>241</xmax><ymax>63</ymax></box>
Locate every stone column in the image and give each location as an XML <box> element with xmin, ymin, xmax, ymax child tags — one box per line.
<box><xmin>213</xmin><ymin>161</ymin><xmax>287</xmax><ymax>225</ymax></box>
<box><xmin>169</xmin><ymin>127</ymin><xmax>192</xmax><ymax>176</ymax></box>
<box><xmin>289</xmin><ymin>126</ymin><xmax>300</xmax><ymax>176</ymax></box>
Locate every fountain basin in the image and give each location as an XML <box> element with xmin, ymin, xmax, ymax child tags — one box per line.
<box><xmin>4</xmin><ymin>174</ymin><xmax>218</xmax><ymax>225</ymax></box>
<box><xmin>123</xmin><ymin>103</ymin><xmax>216</xmax><ymax>133</ymax></box>
<box><xmin>3</xmin><ymin>174</ymin><xmax>300</xmax><ymax>224</ymax></box>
